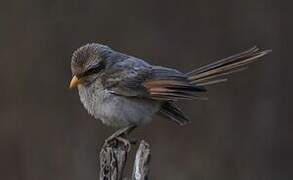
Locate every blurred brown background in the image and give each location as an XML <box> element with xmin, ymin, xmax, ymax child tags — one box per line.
<box><xmin>0</xmin><ymin>0</ymin><xmax>289</xmax><ymax>179</ymax></box>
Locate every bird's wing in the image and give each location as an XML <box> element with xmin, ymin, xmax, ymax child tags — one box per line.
<box><xmin>143</xmin><ymin>66</ymin><xmax>206</xmax><ymax>100</ymax></box>
<box><xmin>102</xmin><ymin>58</ymin><xmax>206</xmax><ymax>101</ymax></box>
<box><xmin>101</xmin><ymin>57</ymin><xmax>152</xmax><ymax>97</ymax></box>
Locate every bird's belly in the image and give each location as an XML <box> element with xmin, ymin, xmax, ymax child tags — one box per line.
<box><xmin>97</xmin><ymin>96</ymin><xmax>160</xmax><ymax>127</ymax></box>
<box><xmin>78</xmin><ymin>86</ymin><xmax>160</xmax><ymax>128</ymax></box>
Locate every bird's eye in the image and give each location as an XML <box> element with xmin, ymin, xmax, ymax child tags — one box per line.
<box><xmin>85</xmin><ymin>67</ymin><xmax>96</xmax><ymax>74</ymax></box>
<box><xmin>83</xmin><ymin>62</ymin><xmax>105</xmax><ymax>77</ymax></box>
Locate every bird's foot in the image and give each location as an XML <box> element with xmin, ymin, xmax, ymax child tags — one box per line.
<box><xmin>104</xmin><ymin>125</ymin><xmax>137</xmax><ymax>151</ymax></box>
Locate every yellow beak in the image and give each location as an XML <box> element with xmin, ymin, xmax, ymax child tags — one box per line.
<box><xmin>69</xmin><ymin>75</ymin><xmax>81</xmax><ymax>89</ymax></box>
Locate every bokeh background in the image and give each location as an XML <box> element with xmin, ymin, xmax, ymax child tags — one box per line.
<box><xmin>1</xmin><ymin>0</ymin><xmax>289</xmax><ymax>179</ymax></box>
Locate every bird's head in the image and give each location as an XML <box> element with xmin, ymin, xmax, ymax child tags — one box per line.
<box><xmin>69</xmin><ymin>43</ymin><xmax>110</xmax><ymax>89</ymax></box>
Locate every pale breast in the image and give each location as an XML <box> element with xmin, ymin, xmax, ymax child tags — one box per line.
<box><xmin>77</xmin><ymin>81</ymin><xmax>161</xmax><ymax>128</ymax></box>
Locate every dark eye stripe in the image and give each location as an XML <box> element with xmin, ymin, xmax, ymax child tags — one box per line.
<box><xmin>82</xmin><ymin>62</ymin><xmax>105</xmax><ymax>77</ymax></box>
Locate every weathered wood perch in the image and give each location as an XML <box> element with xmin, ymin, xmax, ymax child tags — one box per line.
<box><xmin>99</xmin><ymin>138</ymin><xmax>151</xmax><ymax>180</ymax></box>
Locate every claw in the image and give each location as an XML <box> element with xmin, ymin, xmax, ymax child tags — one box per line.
<box><xmin>104</xmin><ymin>125</ymin><xmax>137</xmax><ymax>150</ymax></box>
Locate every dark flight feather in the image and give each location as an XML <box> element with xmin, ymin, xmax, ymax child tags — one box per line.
<box><xmin>159</xmin><ymin>101</ymin><xmax>190</xmax><ymax>125</ymax></box>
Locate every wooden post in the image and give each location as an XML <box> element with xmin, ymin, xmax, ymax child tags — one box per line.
<box><xmin>132</xmin><ymin>140</ymin><xmax>151</xmax><ymax>180</ymax></box>
<box><xmin>99</xmin><ymin>139</ymin><xmax>151</xmax><ymax>180</ymax></box>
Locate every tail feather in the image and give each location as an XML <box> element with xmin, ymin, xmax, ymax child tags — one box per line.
<box><xmin>196</xmin><ymin>78</ymin><xmax>228</xmax><ymax>86</ymax></box>
<box><xmin>159</xmin><ymin>101</ymin><xmax>191</xmax><ymax>125</ymax></box>
<box><xmin>187</xmin><ymin>46</ymin><xmax>271</xmax><ymax>86</ymax></box>
<box><xmin>193</xmin><ymin>67</ymin><xmax>247</xmax><ymax>86</ymax></box>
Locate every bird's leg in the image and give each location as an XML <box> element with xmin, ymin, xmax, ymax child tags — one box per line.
<box><xmin>108</xmin><ymin>124</ymin><xmax>137</xmax><ymax>139</ymax></box>
<box><xmin>105</xmin><ymin>125</ymin><xmax>137</xmax><ymax>150</ymax></box>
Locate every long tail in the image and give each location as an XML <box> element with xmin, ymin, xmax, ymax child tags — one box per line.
<box><xmin>186</xmin><ymin>46</ymin><xmax>271</xmax><ymax>86</ymax></box>
<box><xmin>159</xmin><ymin>46</ymin><xmax>271</xmax><ymax>126</ymax></box>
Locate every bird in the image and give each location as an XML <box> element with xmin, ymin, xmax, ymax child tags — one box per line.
<box><xmin>69</xmin><ymin>43</ymin><xmax>271</xmax><ymax>140</ymax></box>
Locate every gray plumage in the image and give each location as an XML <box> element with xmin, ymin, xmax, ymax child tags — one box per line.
<box><xmin>70</xmin><ymin>43</ymin><xmax>271</xmax><ymax>128</ymax></box>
